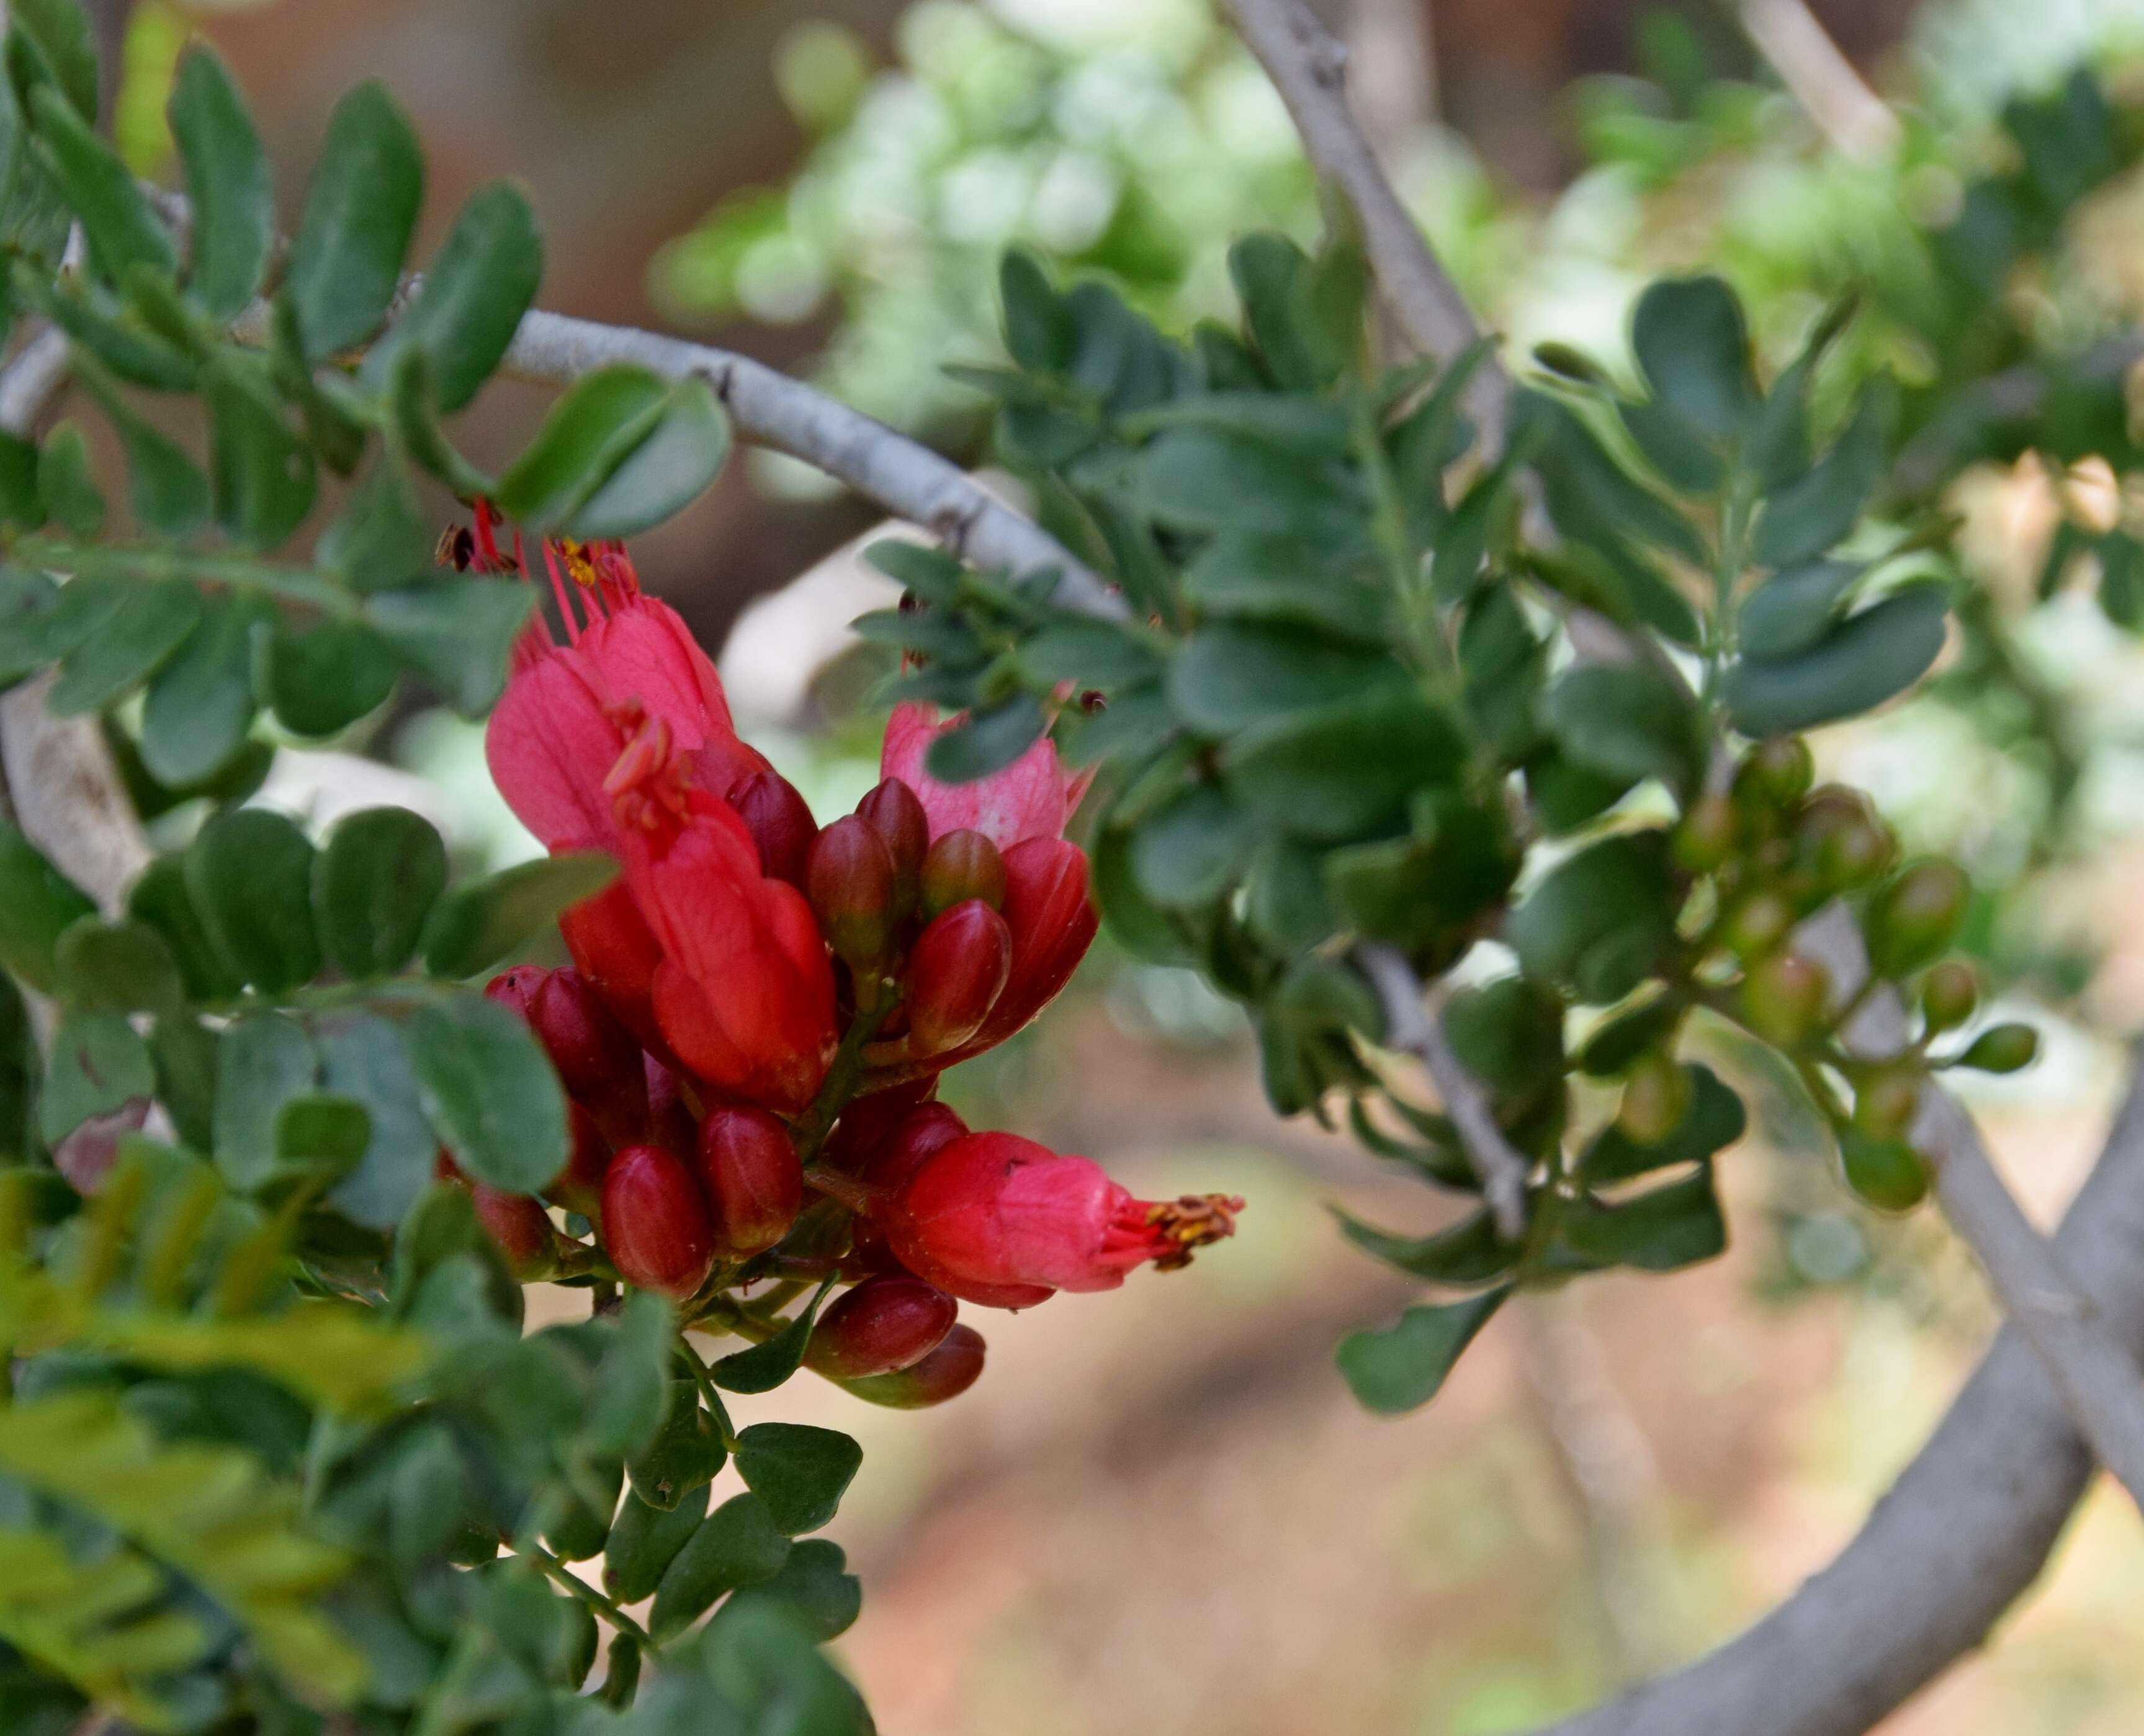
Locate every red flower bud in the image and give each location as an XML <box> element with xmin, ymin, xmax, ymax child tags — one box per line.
<box><xmin>730</xmin><ymin>769</ymin><xmax>819</xmax><ymax>890</ymax></box>
<box><xmin>920</xmin><ymin>828</ymin><xmax>1005</xmax><ymax>919</ymax></box>
<box><xmin>471</xmin><ymin>1183</ymin><xmax>558</xmax><ymax>1280</ymax></box>
<box><xmin>601</xmin><ymin>1144</ymin><xmax>715</xmax><ymax>1299</ymax></box>
<box><xmin>820</xmin><ymin>1079</ymin><xmax>940</xmax><ymax>1177</ymax></box>
<box><xmin>486</xmin><ymin>965</ymin><xmax>649</xmax><ymax>1146</ymax></box>
<box><xmin>857</xmin><ymin>777</ymin><xmax>928</xmax><ymax>921</ymax></box>
<box><xmin>560</xmin><ymin>877</ymin><xmax>671</xmax><ymax>1061</ymax></box>
<box><xmin>837</xmin><ymin>1322</ymin><xmax>986</xmax><ymax>1409</ymax></box>
<box><xmin>885</xmin><ymin>1131</ymin><xmax>1240</xmax><ymax>1305</ymax></box>
<box><xmin>545</xmin><ymin>1101</ymin><xmax>612</xmax><ymax>1220</ymax></box>
<box><xmin>903</xmin><ymin>900</ymin><xmax>1011</xmax><ymax>1055</ymax></box>
<box><xmin>807</xmin><ymin>815</ymin><xmax>898</xmax><ymax>972</ymax></box>
<box><xmin>804</xmin><ymin>1274</ymin><xmax>957</xmax><ymax>1380</ymax></box>
<box><xmin>696</xmin><ymin>1106</ymin><xmax>804</xmax><ymax>1256</ymax></box>
<box><xmin>643</xmin><ymin>1055</ymin><xmax>697</xmax><ymax>1155</ymax></box>
<box><xmin>861</xmin><ymin>1101</ymin><xmax>969</xmax><ymax>1196</ymax></box>
<box><xmin>967</xmin><ymin>838</ymin><xmax>1097</xmax><ymax>1052</ymax></box>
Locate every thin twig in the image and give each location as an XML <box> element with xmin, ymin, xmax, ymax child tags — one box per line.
<box><xmin>1737</xmin><ymin>0</ymin><xmax>1901</xmax><ymax>162</ymax></box>
<box><xmin>1797</xmin><ymin>902</ymin><xmax>2144</xmax><ymax>1510</ymax></box>
<box><xmin>1356</xmin><ymin>941</ymin><xmax>1530</xmax><ymax>1237</ymax></box>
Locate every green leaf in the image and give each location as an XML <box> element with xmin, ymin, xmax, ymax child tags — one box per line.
<box><xmin>1751</xmin><ymin>383</ymin><xmax>1893</xmax><ymax>569</ymax></box>
<box><xmin>419</xmin><ymin>851</ymin><xmax>617</xmax><ymax>980</ymax></box>
<box><xmin>1336</xmin><ymin>1206</ymin><xmax>1517</xmax><ymax>1286</ymax></box>
<box><xmin>403</xmin><ymin>995</ymin><xmax>568</xmax><ymax>1194</ymax></box>
<box><xmin>629</xmin><ymin>1382</ymin><xmax>727</xmax><ymax>1512</ymax></box>
<box><xmin>204</xmin><ymin>359</ymin><xmax>316</xmax><ymax>550</ymax></box>
<box><xmin>364</xmin><ymin>181</ymin><xmax>541</xmax><ymax>414</ymax></box>
<box><xmin>1560</xmin><ymin>1166</ymin><xmax>1727</xmax><ymax>1271</ymax></box>
<box><xmin>1000</xmin><ymin>249</ymin><xmax>1072</xmax><ymax>372</ymax></box>
<box><xmin>0</xmin><ymin>817</ymin><xmax>95</xmax><ymax>991</ymax></box>
<box><xmin>52</xmin><ymin>917</ymin><xmax>182</xmax><ymax>1014</ymax></box>
<box><xmin>1619</xmin><ymin>397</ymin><xmax>1724</xmax><ymax>494</ymax></box>
<box><xmin>74</xmin><ymin>366</ymin><xmax>210</xmax><ymax>537</ymax></box>
<box><xmin>264</xmin><ymin>621</ymin><xmax>400</xmax><ymax>737</ymax></box>
<box><xmin>127</xmin><ymin>856</ymin><xmax>237</xmax><ymax>1002</ymax></box>
<box><xmin>186</xmin><ymin>808</ymin><xmax>321</xmax><ymax>994</ymax></box>
<box><xmin>1221</xmin><ymin>692</ymin><xmax>1464</xmax><ymax>841</ymax></box>
<box><xmin>711</xmin><ymin>1278</ymin><xmax>835</xmax><ymax>1395</ymax></box>
<box><xmin>603</xmin><ymin>1485</ymin><xmax>708</xmax><ymax>1606</ymax></box>
<box><xmin>1725</xmin><ymin>588</ymin><xmax>1949</xmax><ymax>737</ymax></box>
<box><xmin>732</xmin><ymin>1423</ymin><xmax>862</xmax><ymax>1536</ymax></box>
<box><xmin>1129</xmin><ymin>783</ymin><xmax>1250</xmax><ymax>910</ymax></box>
<box><xmin>1178</xmin><ymin>535</ymin><xmax>1388</xmax><ymax>645</ymax></box>
<box><xmin>38</xmin><ymin>1011</ymin><xmax>153</xmax><ymax>1143</ymax></box>
<box><xmin>35</xmin><ymin>423</ymin><xmax>101</xmax><ymax>538</ymax></box>
<box><xmin>1168</xmin><ymin>623</ymin><xmax>1403</xmax><ymax>735</ymax></box>
<box><xmin>318</xmin><ymin>1012</ymin><xmax>437</xmax><ymax>1230</ymax></box>
<box><xmin>1016</xmin><ymin>617</ymin><xmax>1164</xmax><ymax>689</ymax></box>
<box><xmin>1139</xmin><ymin>426</ymin><xmax>1364</xmax><ymax>542</ymax></box>
<box><xmin>493</xmin><ymin>365</ymin><xmax>670</xmax><ymax>526</ymax></box>
<box><xmin>211</xmin><ymin>1013</ymin><xmax>316</xmax><ymax>1191</ymax></box>
<box><xmin>274</xmin><ymin>1093</ymin><xmax>372</xmax><ymax>1176</ymax></box>
<box><xmin>1736</xmin><ymin>560</ymin><xmax>1862</xmax><ymax>661</ymax></box>
<box><xmin>720</xmin><ymin>1539</ymin><xmax>861</xmax><ymax>1644</ymax></box>
<box><xmin>139</xmin><ymin>597</ymin><xmax>268</xmax><ymax>786</ymax></box>
<box><xmin>1442</xmin><ymin>977</ymin><xmax>1564</xmax><ymax>1096</ymax></box>
<box><xmin>1541</xmin><ymin>661</ymin><xmax>1703</xmax><ymax>796</ymax></box>
<box><xmin>169</xmin><ymin>45</ymin><xmax>272</xmax><ymax>323</ymax></box>
<box><xmin>284</xmin><ymin>82</ymin><xmax>423</xmax><ymax>360</ymax></box>
<box><xmin>566</xmin><ymin>380</ymin><xmax>732</xmax><ymax>540</ymax></box>
<box><xmin>922</xmin><ymin>696</ymin><xmax>1046</xmax><ymax>785</ymax></box>
<box><xmin>1507</xmin><ymin>830</ymin><xmax>1675</xmax><ymax>1004</ymax></box>
<box><xmin>10</xmin><ymin>0</ymin><xmax>97</xmax><ymax>121</ymax></box>
<box><xmin>581</xmin><ymin>1291</ymin><xmax>675</xmax><ymax>1459</ymax></box>
<box><xmin>649</xmin><ymin>1494</ymin><xmax>791</xmax><ymax>1641</ymax></box>
<box><xmin>317</xmin><ymin>460</ymin><xmax>434</xmax><ymax>593</ymax></box>
<box><xmin>1324</xmin><ymin>801</ymin><xmax>1518</xmax><ymax>949</ymax></box>
<box><xmin>364</xmin><ymin>579</ymin><xmax>534</xmax><ymax>717</ymax></box>
<box><xmin>1630</xmin><ymin>275</ymin><xmax>1757</xmax><ymax>438</ymax></box>
<box><xmin>1335</xmin><ymin>1289</ymin><xmax>1508</xmax><ymax>1415</ymax></box>
<box><xmin>0</xmin><ymin>437</ymin><xmax>42</xmax><ymax>531</ymax></box>
<box><xmin>47</xmin><ymin>581</ymin><xmax>200</xmax><ymax>715</ymax></box>
<box><xmin>1582</xmin><ymin>1065</ymin><xmax>1746</xmax><ymax>1183</ymax></box>
<box><xmin>313</xmin><ymin>807</ymin><xmax>449</xmax><ymax>981</ymax></box>
<box><xmin>29</xmin><ymin>86</ymin><xmax>177</xmax><ymax>287</ymax></box>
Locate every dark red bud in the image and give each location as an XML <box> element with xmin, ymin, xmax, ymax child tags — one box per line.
<box><xmin>970</xmin><ymin>838</ymin><xmax>1097</xmax><ymax>1049</ymax></box>
<box><xmin>471</xmin><ymin>1183</ymin><xmax>558</xmax><ymax>1280</ymax></box>
<box><xmin>804</xmin><ymin>1274</ymin><xmax>957</xmax><ymax>1380</ymax></box>
<box><xmin>487</xmin><ymin>965</ymin><xmax>648</xmax><ymax>1145</ymax></box>
<box><xmin>820</xmin><ymin>1078</ymin><xmax>940</xmax><ymax>1176</ymax></box>
<box><xmin>730</xmin><ymin>769</ymin><xmax>819</xmax><ymax>890</ymax></box>
<box><xmin>920</xmin><ymin>828</ymin><xmax>1006</xmax><ymax>920</ymax></box>
<box><xmin>643</xmin><ymin>1056</ymin><xmax>697</xmax><ymax>1155</ymax></box>
<box><xmin>807</xmin><ymin>815</ymin><xmax>897</xmax><ymax>971</ymax></box>
<box><xmin>904</xmin><ymin>900</ymin><xmax>1011</xmax><ymax>1055</ymax></box>
<box><xmin>545</xmin><ymin>1101</ymin><xmax>611</xmax><ymax>1220</ymax></box>
<box><xmin>837</xmin><ymin>1322</ymin><xmax>986</xmax><ymax>1409</ymax></box>
<box><xmin>861</xmin><ymin>1101</ymin><xmax>969</xmax><ymax>1196</ymax></box>
<box><xmin>696</xmin><ymin>1106</ymin><xmax>804</xmax><ymax>1256</ymax></box>
<box><xmin>857</xmin><ymin>778</ymin><xmax>928</xmax><ymax>921</ymax></box>
<box><xmin>601</xmin><ymin>1144</ymin><xmax>715</xmax><ymax>1299</ymax></box>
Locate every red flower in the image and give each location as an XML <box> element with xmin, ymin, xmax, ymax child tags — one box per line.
<box><xmin>878</xmin><ymin>702</ymin><xmax>1093</xmax><ymax>849</ymax></box>
<box><xmin>485</xmin><ymin>534</ymin><xmax>769</xmax><ymax>853</ymax></box>
<box><xmin>882</xmin><ymin>1130</ymin><xmax>1242</xmax><ymax>1307</ymax></box>
<box><xmin>609</xmin><ymin>717</ymin><xmax>837</xmax><ymax>1112</ymax></box>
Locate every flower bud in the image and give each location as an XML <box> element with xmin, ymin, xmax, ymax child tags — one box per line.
<box><xmin>1724</xmin><ymin>891</ymin><xmax>1795</xmax><ymax>960</ymax></box>
<box><xmin>963</xmin><ymin>838</ymin><xmax>1097</xmax><ymax>1052</ymax></box>
<box><xmin>1955</xmin><ymin>1022</ymin><xmax>2040</xmax><ymax>1075</ymax></box>
<box><xmin>920</xmin><ymin>828</ymin><xmax>1007</xmax><ymax>920</ymax></box>
<box><xmin>1672</xmin><ymin>794</ymin><xmax>1737</xmax><ymax>873</ymax></box>
<box><xmin>807</xmin><ymin>815</ymin><xmax>898</xmax><ymax>972</ymax></box>
<box><xmin>1920</xmin><ymin>960</ymin><xmax>1980</xmax><ymax>1034</ymax></box>
<box><xmin>1868</xmin><ymin>860</ymin><xmax>1970</xmax><ymax>978</ymax></box>
<box><xmin>804</xmin><ymin>1274</ymin><xmax>957</xmax><ymax>1380</ymax></box>
<box><xmin>857</xmin><ymin>777</ymin><xmax>928</xmax><ymax>922</ymax></box>
<box><xmin>601</xmin><ymin>1144</ymin><xmax>715</xmax><ymax>1299</ymax></box>
<box><xmin>1852</xmin><ymin>1064</ymin><xmax>1924</xmax><ymax>1141</ymax></box>
<box><xmin>1840</xmin><ymin>1128</ymin><xmax>1928</xmax><ymax>1212</ymax></box>
<box><xmin>545</xmin><ymin>1102</ymin><xmax>612</xmax><ymax>1220</ymax></box>
<box><xmin>730</xmin><ymin>769</ymin><xmax>819</xmax><ymax>890</ymax></box>
<box><xmin>1616</xmin><ymin>1054</ymin><xmax>1691</xmax><ymax>1147</ymax></box>
<box><xmin>861</xmin><ymin>1102</ymin><xmax>969</xmax><ymax>1196</ymax></box>
<box><xmin>1797</xmin><ymin>787</ymin><xmax>1893</xmax><ymax>890</ymax></box>
<box><xmin>1735</xmin><ymin>737</ymin><xmax>1813</xmax><ymax>809</ymax></box>
<box><xmin>471</xmin><ymin>1183</ymin><xmax>558</xmax><ymax>1280</ymax></box>
<box><xmin>487</xmin><ymin>965</ymin><xmax>648</xmax><ymax>1145</ymax></box>
<box><xmin>838</xmin><ymin>1322</ymin><xmax>986</xmax><ymax>1409</ymax></box>
<box><xmin>1741</xmin><ymin>952</ymin><xmax>1830</xmax><ymax>1047</ymax></box>
<box><xmin>696</xmin><ymin>1106</ymin><xmax>804</xmax><ymax>1256</ymax></box>
<box><xmin>821</xmin><ymin>1080</ymin><xmax>940</xmax><ymax>1176</ymax></box>
<box><xmin>904</xmin><ymin>900</ymin><xmax>1012</xmax><ymax>1055</ymax></box>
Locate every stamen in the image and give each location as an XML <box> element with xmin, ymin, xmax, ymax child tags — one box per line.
<box><xmin>1143</xmin><ymin>1194</ymin><xmax>1245</xmax><ymax>1273</ymax></box>
<box><xmin>542</xmin><ymin>543</ymin><xmax>584</xmax><ymax>645</ymax></box>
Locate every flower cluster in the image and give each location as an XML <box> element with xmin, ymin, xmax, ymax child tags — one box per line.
<box><xmin>467</xmin><ymin>513</ymin><xmax>1240</xmax><ymax>1405</ymax></box>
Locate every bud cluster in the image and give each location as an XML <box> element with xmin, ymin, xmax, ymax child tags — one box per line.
<box><xmin>464</xmin><ymin>525</ymin><xmax>1242</xmax><ymax>1408</ymax></box>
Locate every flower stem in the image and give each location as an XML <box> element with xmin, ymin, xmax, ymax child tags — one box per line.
<box><xmin>522</xmin><ymin>1540</ymin><xmax>652</xmax><ymax>1648</ymax></box>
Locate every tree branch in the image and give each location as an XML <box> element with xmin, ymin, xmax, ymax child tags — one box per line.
<box><xmin>1530</xmin><ymin>1051</ymin><xmax>2144</xmax><ymax>1736</ymax></box>
<box><xmin>1737</xmin><ymin>0</ymin><xmax>1901</xmax><ymax>163</ymax></box>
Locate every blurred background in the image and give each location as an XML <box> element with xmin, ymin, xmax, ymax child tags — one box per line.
<box><xmin>119</xmin><ymin>0</ymin><xmax>2144</xmax><ymax>1728</ymax></box>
